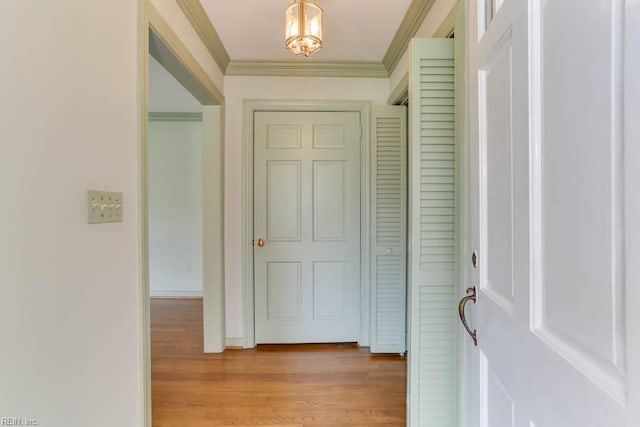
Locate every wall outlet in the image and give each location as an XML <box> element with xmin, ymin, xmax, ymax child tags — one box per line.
<box><xmin>88</xmin><ymin>190</ymin><xmax>123</xmax><ymax>224</ymax></box>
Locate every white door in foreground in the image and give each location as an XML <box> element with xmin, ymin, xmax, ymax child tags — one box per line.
<box><xmin>464</xmin><ymin>0</ymin><xmax>639</xmax><ymax>426</ymax></box>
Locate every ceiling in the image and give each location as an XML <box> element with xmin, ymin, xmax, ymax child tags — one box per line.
<box><xmin>148</xmin><ymin>0</ymin><xmax>426</xmax><ymax>112</ymax></box>
<box><xmin>199</xmin><ymin>0</ymin><xmax>413</xmax><ymax>62</ymax></box>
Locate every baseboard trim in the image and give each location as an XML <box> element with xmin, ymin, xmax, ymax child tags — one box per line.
<box><xmin>148</xmin><ymin>112</ymin><xmax>203</xmax><ymax>121</ymax></box>
<box><xmin>150</xmin><ymin>291</ymin><xmax>203</xmax><ymax>298</ymax></box>
<box><xmin>225</xmin><ymin>337</ymin><xmax>244</xmax><ymax>349</ymax></box>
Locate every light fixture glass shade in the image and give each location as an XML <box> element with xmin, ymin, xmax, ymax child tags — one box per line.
<box><xmin>285</xmin><ymin>0</ymin><xmax>323</xmax><ymax>57</ymax></box>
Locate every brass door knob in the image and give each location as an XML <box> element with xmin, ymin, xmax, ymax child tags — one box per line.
<box><xmin>257</xmin><ymin>238</ymin><xmax>266</xmax><ymax>247</ymax></box>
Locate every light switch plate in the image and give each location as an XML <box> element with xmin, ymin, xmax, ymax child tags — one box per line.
<box><xmin>88</xmin><ymin>190</ymin><xmax>123</xmax><ymax>224</ymax></box>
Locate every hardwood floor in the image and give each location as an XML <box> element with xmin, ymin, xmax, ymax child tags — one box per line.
<box><xmin>151</xmin><ymin>298</ymin><xmax>407</xmax><ymax>426</ymax></box>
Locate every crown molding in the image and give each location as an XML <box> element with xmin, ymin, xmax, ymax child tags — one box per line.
<box><xmin>386</xmin><ymin>1</ymin><xmax>457</xmax><ymax>105</ymax></box>
<box><xmin>148</xmin><ymin>112</ymin><xmax>203</xmax><ymax>121</ymax></box>
<box><xmin>434</xmin><ymin>2</ymin><xmax>458</xmax><ymax>38</ymax></box>
<box><xmin>388</xmin><ymin>73</ymin><xmax>409</xmax><ymax>105</ymax></box>
<box><xmin>383</xmin><ymin>0</ymin><xmax>437</xmax><ymax>75</ymax></box>
<box><xmin>176</xmin><ymin>0</ymin><xmax>231</xmax><ymax>73</ymax></box>
<box><xmin>226</xmin><ymin>60</ymin><xmax>389</xmax><ymax>78</ymax></box>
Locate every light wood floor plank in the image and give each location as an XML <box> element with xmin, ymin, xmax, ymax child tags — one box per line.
<box><xmin>151</xmin><ymin>298</ymin><xmax>407</xmax><ymax>426</ymax></box>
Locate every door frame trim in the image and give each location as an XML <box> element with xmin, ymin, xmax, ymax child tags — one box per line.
<box><xmin>242</xmin><ymin>99</ymin><xmax>372</xmax><ymax>348</ymax></box>
<box><xmin>452</xmin><ymin>3</ymin><xmax>469</xmax><ymax>427</ymax></box>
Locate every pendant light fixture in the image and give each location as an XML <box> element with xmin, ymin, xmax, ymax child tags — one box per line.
<box><xmin>285</xmin><ymin>0</ymin><xmax>323</xmax><ymax>57</ymax></box>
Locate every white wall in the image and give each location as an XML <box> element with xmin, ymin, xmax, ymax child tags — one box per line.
<box><xmin>223</xmin><ymin>75</ymin><xmax>389</xmax><ymax>340</ymax></box>
<box><xmin>389</xmin><ymin>0</ymin><xmax>458</xmax><ymax>93</ymax></box>
<box><xmin>149</xmin><ymin>120</ymin><xmax>203</xmax><ymax>297</ymax></box>
<box><xmin>149</xmin><ymin>55</ymin><xmax>203</xmax><ymax>113</ymax></box>
<box><xmin>0</xmin><ymin>2</ymin><xmax>141</xmax><ymax>426</ymax></box>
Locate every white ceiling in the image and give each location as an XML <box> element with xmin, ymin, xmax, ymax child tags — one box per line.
<box><xmin>200</xmin><ymin>0</ymin><xmax>412</xmax><ymax>62</ymax></box>
<box><xmin>148</xmin><ymin>1</ymin><xmax>416</xmax><ymax>112</ymax></box>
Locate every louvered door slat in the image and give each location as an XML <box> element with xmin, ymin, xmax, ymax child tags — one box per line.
<box><xmin>409</xmin><ymin>38</ymin><xmax>456</xmax><ymax>427</ymax></box>
<box><xmin>370</xmin><ymin>106</ymin><xmax>407</xmax><ymax>354</ymax></box>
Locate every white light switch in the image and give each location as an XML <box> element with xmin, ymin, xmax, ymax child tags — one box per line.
<box><xmin>88</xmin><ymin>190</ymin><xmax>123</xmax><ymax>224</ymax></box>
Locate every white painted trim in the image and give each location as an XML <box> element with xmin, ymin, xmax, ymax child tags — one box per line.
<box><xmin>435</xmin><ymin>3</ymin><xmax>459</xmax><ymax>38</ymax></box>
<box><xmin>225</xmin><ymin>337</ymin><xmax>244</xmax><ymax>348</ymax></box>
<box><xmin>624</xmin><ymin>0</ymin><xmax>640</xmax><ymax>420</ymax></box>
<box><xmin>148</xmin><ymin>112</ymin><xmax>203</xmax><ymax>121</ymax></box>
<box><xmin>387</xmin><ymin>7</ymin><xmax>458</xmax><ymax>108</ymax></box>
<box><xmin>138</xmin><ymin>3</ymin><xmax>151</xmax><ymax>426</ymax></box>
<box><xmin>242</xmin><ymin>100</ymin><xmax>371</xmax><ymax>349</ymax></box>
<box><xmin>388</xmin><ymin>73</ymin><xmax>409</xmax><ymax>106</ymax></box>
<box><xmin>146</xmin><ymin>3</ymin><xmax>224</xmax><ymax>105</ymax></box>
<box><xmin>452</xmin><ymin>3</ymin><xmax>468</xmax><ymax>427</ymax></box>
<box><xmin>150</xmin><ymin>291</ymin><xmax>204</xmax><ymax>297</ymax></box>
<box><xmin>202</xmin><ymin>105</ymin><xmax>226</xmax><ymax>353</ymax></box>
<box><xmin>384</xmin><ymin>0</ymin><xmax>438</xmax><ymax>75</ymax></box>
<box><xmin>176</xmin><ymin>0</ymin><xmax>230</xmax><ymax>72</ymax></box>
<box><xmin>226</xmin><ymin>60</ymin><xmax>388</xmax><ymax>78</ymax></box>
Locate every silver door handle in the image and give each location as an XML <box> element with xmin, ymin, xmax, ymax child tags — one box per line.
<box><xmin>458</xmin><ymin>286</ymin><xmax>478</xmax><ymax>346</ymax></box>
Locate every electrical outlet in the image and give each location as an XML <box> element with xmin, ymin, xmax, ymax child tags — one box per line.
<box><xmin>88</xmin><ymin>190</ymin><xmax>123</xmax><ymax>224</ymax></box>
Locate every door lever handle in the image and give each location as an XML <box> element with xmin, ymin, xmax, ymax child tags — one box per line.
<box><xmin>458</xmin><ymin>286</ymin><xmax>478</xmax><ymax>346</ymax></box>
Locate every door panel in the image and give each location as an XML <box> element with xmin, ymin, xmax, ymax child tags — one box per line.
<box><xmin>266</xmin><ymin>124</ymin><xmax>301</xmax><ymax>149</ymax></box>
<box><xmin>267</xmin><ymin>161</ymin><xmax>301</xmax><ymax>241</ymax></box>
<box><xmin>480</xmin><ymin>32</ymin><xmax>515</xmax><ymax>313</ymax></box>
<box><xmin>313</xmin><ymin>161</ymin><xmax>346</xmax><ymax>241</ymax></box>
<box><xmin>254</xmin><ymin>111</ymin><xmax>361</xmax><ymax>344</ymax></box>
<box><xmin>313</xmin><ymin>124</ymin><xmax>347</xmax><ymax>149</ymax></box>
<box><xmin>466</xmin><ymin>0</ymin><xmax>635</xmax><ymax>426</ymax></box>
<box><xmin>536</xmin><ymin>0</ymin><xmax>624</xmax><ymax>373</ymax></box>
<box><xmin>266</xmin><ymin>262</ymin><xmax>301</xmax><ymax>320</ymax></box>
<box><xmin>313</xmin><ymin>261</ymin><xmax>345</xmax><ymax>319</ymax></box>
<box><xmin>481</xmin><ymin>351</ymin><xmax>515</xmax><ymax>427</ymax></box>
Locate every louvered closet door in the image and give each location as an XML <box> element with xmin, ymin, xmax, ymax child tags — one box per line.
<box><xmin>370</xmin><ymin>106</ymin><xmax>407</xmax><ymax>354</ymax></box>
<box><xmin>407</xmin><ymin>38</ymin><xmax>456</xmax><ymax>427</ymax></box>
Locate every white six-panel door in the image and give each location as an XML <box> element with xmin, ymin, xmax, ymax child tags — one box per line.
<box><xmin>253</xmin><ymin>111</ymin><xmax>361</xmax><ymax>344</ymax></box>
<box><xmin>465</xmin><ymin>0</ymin><xmax>637</xmax><ymax>426</ymax></box>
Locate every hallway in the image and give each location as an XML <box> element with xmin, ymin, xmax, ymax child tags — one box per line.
<box><xmin>151</xmin><ymin>298</ymin><xmax>407</xmax><ymax>426</ymax></box>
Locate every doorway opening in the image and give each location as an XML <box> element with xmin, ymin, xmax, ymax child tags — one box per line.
<box><xmin>141</xmin><ymin>3</ymin><xmax>225</xmax><ymax>425</ymax></box>
<box><xmin>147</xmin><ymin>56</ymin><xmax>204</xmax><ymax>300</ymax></box>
